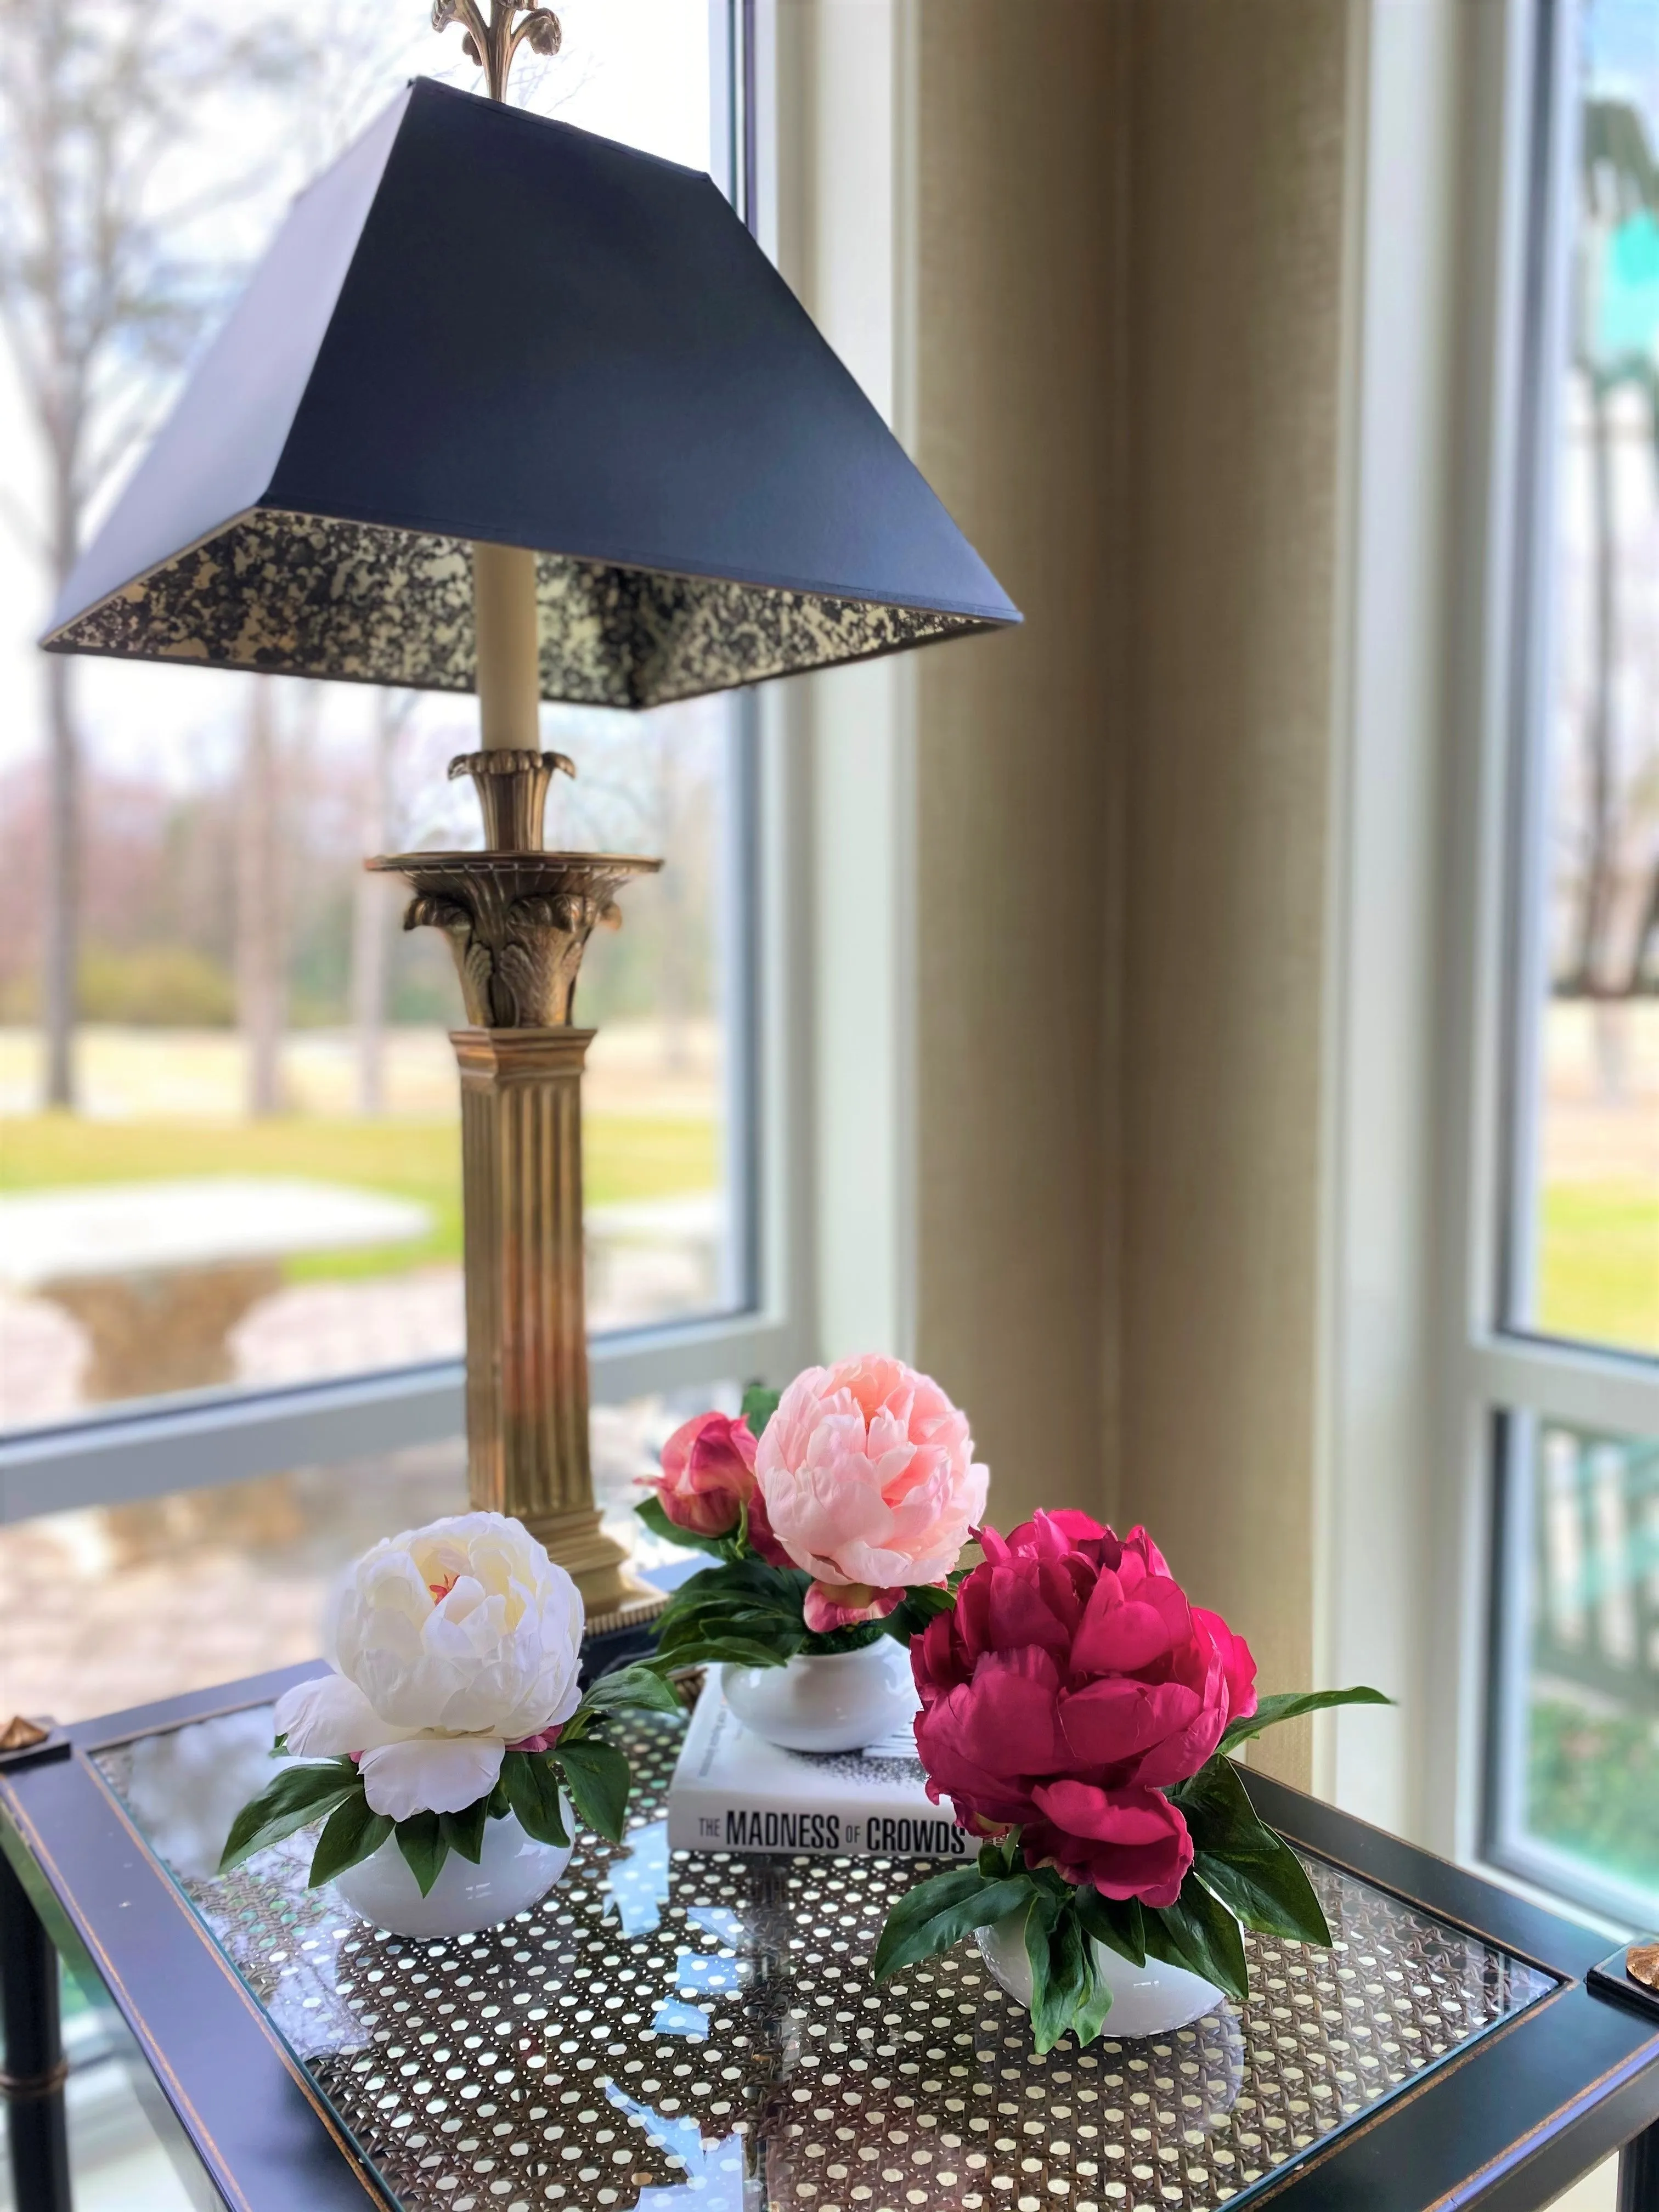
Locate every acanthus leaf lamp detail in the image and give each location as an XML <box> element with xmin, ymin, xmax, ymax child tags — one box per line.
<box><xmin>43</xmin><ymin>2</ymin><xmax>1019</xmax><ymax>1616</ymax></box>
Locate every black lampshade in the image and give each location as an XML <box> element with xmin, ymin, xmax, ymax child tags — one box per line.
<box><xmin>44</xmin><ymin>79</ymin><xmax>1018</xmax><ymax>710</ymax></box>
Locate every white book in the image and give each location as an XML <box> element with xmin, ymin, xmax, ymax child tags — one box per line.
<box><xmin>665</xmin><ymin>1674</ymin><xmax>974</xmax><ymax>1859</ymax></box>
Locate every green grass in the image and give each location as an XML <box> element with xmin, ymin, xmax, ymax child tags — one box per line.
<box><xmin>1527</xmin><ymin>1696</ymin><xmax>1659</xmax><ymax>1901</ymax></box>
<box><xmin>0</xmin><ymin>1113</ymin><xmax>718</xmax><ymax>1279</ymax></box>
<box><xmin>1538</xmin><ymin>1180</ymin><xmax>1659</xmax><ymax>1355</ymax></box>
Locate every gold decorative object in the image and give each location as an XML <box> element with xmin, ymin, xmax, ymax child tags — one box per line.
<box><xmin>432</xmin><ymin>0</ymin><xmax>562</xmax><ymax>103</ymax></box>
<box><xmin>371</xmin><ymin>751</ymin><xmax>659</xmax><ymax>1612</ymax></box>
<box><xmin>0</xmin><ymin>1717</ymin><xmax>50</xmax><ymax>1754</ymax></box>
<box><xmin>1628</xmin><ymin>1942</ymin><xmax>1659</xmax><ymax>1993</ymax></box>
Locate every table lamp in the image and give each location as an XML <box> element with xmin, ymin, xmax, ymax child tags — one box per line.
<box><xmin>43</xmin><ymin>1</ymin><xmax>1019</xmax><ymax>1621</ymax></box>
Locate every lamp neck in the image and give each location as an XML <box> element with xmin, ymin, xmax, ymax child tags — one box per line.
<box><xmin>435</xmin><ymin>1</ymin><xmax>562</xmax><ymax>104</ymax></box>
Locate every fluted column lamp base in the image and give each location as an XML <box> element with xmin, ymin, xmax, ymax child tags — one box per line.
<box><xmin>453</xmin><ymin>1026</ymin><xmax>647</xmax><ymax>1615</ymax></box>
<box><xmin>373</xmin><ymin>749</ymin><xmax>663</xmax><ymax>1617</ymax></box>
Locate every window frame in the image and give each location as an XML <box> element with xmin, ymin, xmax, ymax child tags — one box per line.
<box><xmin>0</xmin><ymin>0</ymin><xmax>818</xmax><ymax>1525</ymax></box>
<box><xmin>1436</xmin><ymin>0</ymin><xmax>1659</xmax><ymax>1916</ymax></box>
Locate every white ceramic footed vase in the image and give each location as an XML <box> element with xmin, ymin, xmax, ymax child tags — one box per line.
<box><xmin>721</xmin><ymin>1638</ymin><xmax>917</xmax><ymax>1753</ymax></box>
<box><xmin>977</xmin><ymin>1911</ymin><xmax>1224</xmax><ymax>2038</ymax></box>
<box><xmin>332</xmin><ymin>1808</ymin><xmax>571</xmax><ymax>1939</ymax></box>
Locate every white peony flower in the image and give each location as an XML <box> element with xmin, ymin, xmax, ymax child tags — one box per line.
<box><xmin>274</xmin><ymin>1512</ymin><xmax>585</xmax><ymax>1823</ymax></box>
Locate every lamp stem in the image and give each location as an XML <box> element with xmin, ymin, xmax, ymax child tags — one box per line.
<box><xmin>473</xmin><ymin>540</ymin><xmax>541</xmax><ymax>752</ymax></box>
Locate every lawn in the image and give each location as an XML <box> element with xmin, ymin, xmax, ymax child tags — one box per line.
<box><xmin>1527</xmin><ymin>1696</ymin><xmax>1659</xmax><ymax>1906</ymax></box>
<box><xmin>2</xmin><ymin>1115</ymin><xmax>1653</xmax><ymax>1342</ymax></box>
<box><xmin>0</xmin><ymin>1113</ymin><xmax>719</xmax><ymax>1280</ymax></box>
<box><xmin>1538</xmin><ymin>1179</ymin><xmax>1659</xmax><ymax>1355</ymax></box>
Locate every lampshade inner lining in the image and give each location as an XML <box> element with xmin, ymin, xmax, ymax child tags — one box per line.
<box><xmin>47</xmin><ymin>509</ymin><xmax>987</xmax><ymax>709</ymax></box>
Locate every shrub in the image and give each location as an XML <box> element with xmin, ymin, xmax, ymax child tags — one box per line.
<box><xmin>78</xmin><ymin>944</ymin><xmax>236</xmax><ymax>1026</ymax></box>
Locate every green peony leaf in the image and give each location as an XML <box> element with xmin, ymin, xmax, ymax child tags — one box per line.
<box><xmin>440</xmin><ymin>1797</ymin><xmax>490</xmax><ymax>1866</ymax></box>
<box><xmin>1144</xmin><ymin>1876</ymin><xmax>1249</xmax><ymax>2001</ymax></box>
<box><xmin>977</xmin><ymin>1834</ymin><xmax>1021</xmax><ymax>1881</ymax></box>
<box><xmin>651</xmin><ymin>1555</ymin><xmax>821</xmax><ymax>1666</ymax></box>
<box><xmin>1028</xmin><ymin>1898</ymin><xmax>1093</xmax><ymax>2055</ymax></box>
<box><xmin>577</xmin><ymin>1663</ymin><xmax>684</xmax><ymax>1718</ymax></box>
<box><xmin>219</xmin><ymin>1758</ymin><xmax>361</xmax><ymax>1874</ymax></box>
<box><xmin>501</xmin><ymin>1750</ymin><xmax>569</xmax><ymax>1848</ymax></box>
<box><xmin>307</xmin><ymin>1793</ymin><xmax>394</xmax><ymax>1889</ymax></box>
<box><xmin>1219</xmin><ymin>1685</ymin><xmax>1389</xmax><ymax>1757</ymax></box>
<box><xmin>1195</xmin><ymin>1842</ymin><xmax>1329</xmax><ymax>1949</ymax></box>
<box><xmin>1171</xmin><ymin>1756</ymin><xmax>1332</xmax><ymax>1946</ymax></box>
<box><xmin>1074</xmin><ymin>1887</ymin><xmax>1147</xmax><ymax>1967</ymax></box>
<box><xmin>871</xmin><ymin>1867</ymin><xmax>1037</xmax><ymax>1981</ymax></box>
<box><xmin>740</xmin><ymin>1383</ymin><xmax>782</xmax><ymax>1436</ymax></box>
<box><xmin>657</xmin><ymin>1631</ymin><xmax>793</xmax><ymax>1670</ymax></box>
<box><xmin>800</xmin><ymin>1618</ymin><xmax>890</xmax><ymax>1657</ymax></box>
<box><xmin>555</xmin><ymin>1737</ymin><xmax>632</xmax><ymax>1844</ymax></box>
<box><xmin>1070</xmin><ymin>1945</ymin><xmax>1116</xmax><ymax>2048</ymax></box>
<box><xmin>395</xmin><ymin>1810</ymin><xmax>450</xmax><ymax>1896</ymax></box>
<box><xmin>879</xmin><ymin>1584</ymin><xmax>957</xmax><ymax>1645</ymax></box>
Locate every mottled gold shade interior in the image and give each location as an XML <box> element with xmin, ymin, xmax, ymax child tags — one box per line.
<box><xmin>45</xmin><ymin>508</ymin><xmax>989</xmax><ymax>710</ymax></box>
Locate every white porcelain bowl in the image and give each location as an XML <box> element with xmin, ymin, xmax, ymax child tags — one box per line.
<box><xmin>332</xmin><ymin>1809</ymin><xmax>571</xmax><ymax>1939</ymax></box>
<box><xmin>721</xmin><ymin>1641</ymin><xmax>917</xmax><ymax>1753</ymax></box>
<box><xmin>977</xmin><ymin>1910</ymin><xmax>1223</xmax><ymax>2037</ymax></box>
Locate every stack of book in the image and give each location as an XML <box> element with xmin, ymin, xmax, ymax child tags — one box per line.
<box><xmin>665</xmin><ymin>1674</ymin><xmax>973</xmax><ymax>1860</ymax></box>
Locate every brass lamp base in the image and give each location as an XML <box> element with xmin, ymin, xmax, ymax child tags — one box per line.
<box><xmin>371</xmin><ymin>751</ymin><xmax>663</xmax><ymax>1612</ymax></box>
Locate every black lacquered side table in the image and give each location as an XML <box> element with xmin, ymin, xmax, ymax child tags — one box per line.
<box><xmin>5</xmin><ymin>1655</ymin><xmax>1659</xmax><ymax>2212</ymax></box>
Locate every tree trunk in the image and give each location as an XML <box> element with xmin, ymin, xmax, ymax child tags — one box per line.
<box><xmin>351</xmin><ymin>692</ymin><xmax>397</xmax><ymax>1116</ymax></box>
<box><xmin>1578</xmin><ymin>376</ymin><xmax>1627</xmax><ymax>1103</ymax></box>
<box><xmin>657</xmin><ymin>740</ymin><xmax>691</xmax><ymax>1074</ymax></box>
<box><xmin>41</xmin><ymin>651</ymin><xmax>79</xmax><ymax>1110</ymax></box>
<box><xmin>237</xmin><ymin>679</ymin><xmax>287</xmax><ymax>1117</ymax></box>
<box><xmin>1575</xmin><ymin>375</ymin><xmax>1619</xmax><ymax>1006</ymax></box>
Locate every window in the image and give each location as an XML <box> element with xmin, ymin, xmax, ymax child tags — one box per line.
<box><xmin>1491</xmin><ymin>1414</ymin><xmax>1659</xmax><ymax>1922</ymax></box>
<box><xmin>1483</xmin><ymin>0</ymin><xmax>1659</xmax><ymax>1921</ymax></box>
<box><xmin>0</xmin><ymin>3</ymin><xmax>808</xmax><ymax>1532</ymax></box>
<box><xmin>1504</xmin><ymin>0</ymin><xmax>1659</xmax><ymax>1360</ymax></box>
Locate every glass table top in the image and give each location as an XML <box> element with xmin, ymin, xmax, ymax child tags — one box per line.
<box><xmin>95</xmin><ymin>1704</ymin><xmax>1558</xmax><ymax>2212</ymax></box>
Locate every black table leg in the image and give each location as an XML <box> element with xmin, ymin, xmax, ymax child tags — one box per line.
<box><xmin>0</xmin><ymin>1845</ymin><xmax>71</xmax><ymax>2212</ymax></box>
<box><xmin>1622</xmin><ymin>2121</ymin><xmax>1659</xmax><ymax>2212</ymax></box>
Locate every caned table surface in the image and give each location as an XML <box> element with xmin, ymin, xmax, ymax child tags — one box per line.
<box><xmin>4</xmin><ymin>1651</ymin><xmax>1659</xmax><ymax>2212</ymax></box>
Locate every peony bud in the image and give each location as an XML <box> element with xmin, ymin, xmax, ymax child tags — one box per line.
<box><xmin>642</xmin><ymin>1411</ymin><xmax>758</xmax><ymax>1538</ymax></box>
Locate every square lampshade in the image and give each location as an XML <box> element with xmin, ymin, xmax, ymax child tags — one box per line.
<box><xmin>46</xmin><ymin>79</ymin><xmax>1019</xmax><ymax>710</ymax></box>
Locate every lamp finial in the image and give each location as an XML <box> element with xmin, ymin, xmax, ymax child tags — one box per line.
<box><xmin>433</xmin><ymin>0</ymin><xmax>561</xmax><ymax>103</ymax></box>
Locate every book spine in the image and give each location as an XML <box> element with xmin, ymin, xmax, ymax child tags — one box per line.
<box><xmin>667</xmin><ymin>1794</ymin><xmax>973</xmax><ymax>1859</ymax></box>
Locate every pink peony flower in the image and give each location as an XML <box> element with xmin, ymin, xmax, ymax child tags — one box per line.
<box><xmin>754</xmin><ymin>1355</ymin><xmax>989</xmax><ymax>1626</ymax></box>
<box><xmin>910</xmin><ymin>1510</ymin><xmax>1257</xmax><ymax>1909</ymax></box>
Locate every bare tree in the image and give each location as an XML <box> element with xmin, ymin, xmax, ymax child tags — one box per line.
<box><xmin>1566</xmin><ymin>99</ymin><xmax>1659</xmax><ymax>1019</ymax></box>
<box><xmin>238</xmin><ymin>680</ymin><xmax>288</xmax><ymax>1118</ymax></box>
<box><xmin>0</xmin><ymin>0</ymin><xmax>306</xmax><ymax>1109</ymax></box>
<box><xmin>351</xmin><ymin>690</ymin><xmax>416</xmax><ymax>1116</ymax></box>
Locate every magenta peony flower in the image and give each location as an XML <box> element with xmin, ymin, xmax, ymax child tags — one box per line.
<box><xmin>754</xmin><ymin>1355</ymin><xmax>989</xmax><ymax>1626</ymax></box>
<box><xmin>911</xmin><ymin>1510</ymin><xmax>1257</xmax><ymax>1909</ymax></box>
